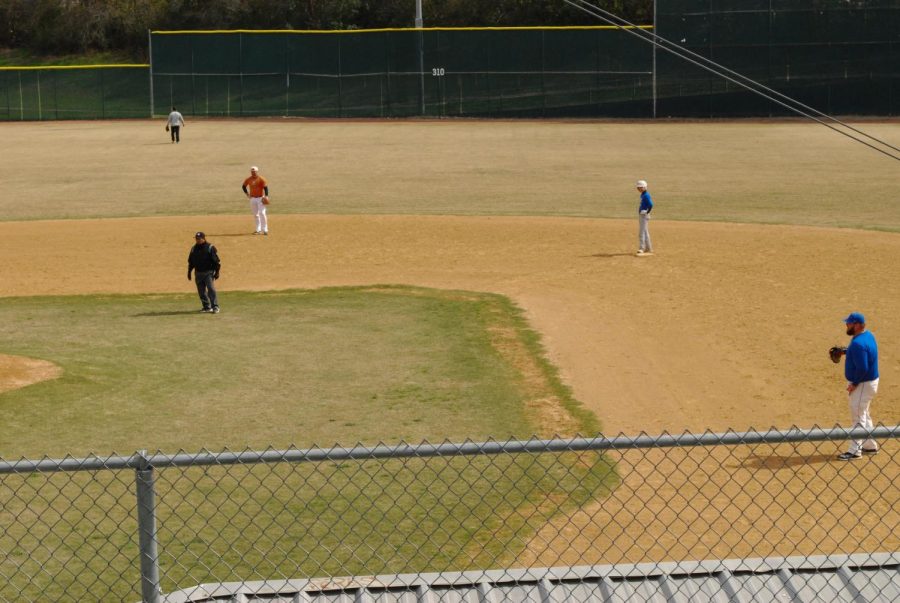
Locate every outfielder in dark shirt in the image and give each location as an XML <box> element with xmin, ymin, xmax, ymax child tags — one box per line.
<box><xmin>187</xmin><ymin>231</ymin><xmax>221</xmax><ymax>313</ymax></box>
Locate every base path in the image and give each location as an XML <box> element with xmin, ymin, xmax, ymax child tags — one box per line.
<box><xmin>1</xmin><ymin>214</ymin><xmax>897</xmax><ymax>434</ymax></box>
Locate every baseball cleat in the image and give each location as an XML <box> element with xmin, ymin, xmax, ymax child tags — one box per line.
<box><xmin>200</xmin><ymin>308</ymin><xmax>212</xmax><ymax>313</ymax></box>
<box><xmin>837</xmin><ymin>451</ymin><xmax>861</xmax><ymax>461</ymax></box>
<box><xmin>212</xmin><ymin>307</ymin><xmax>220</xmax><ymax>314</ymax></box>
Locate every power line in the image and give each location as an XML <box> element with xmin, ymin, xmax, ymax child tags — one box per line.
<box><xmin>564</xmin><ymin>0</ymin><xmax>900</xmax><ymax>162</ymax></box>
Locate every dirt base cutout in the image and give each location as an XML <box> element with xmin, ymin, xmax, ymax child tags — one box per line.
<box><xmin>0</xmin><ymin>354</ymin><xmax>62</xmax><ymax>395</ymax></box>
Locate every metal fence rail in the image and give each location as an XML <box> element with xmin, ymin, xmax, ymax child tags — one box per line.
<box><xmin>0</xmin><ymin>426</ymin><xmax>897</xmax><ymax>602</ymax></box>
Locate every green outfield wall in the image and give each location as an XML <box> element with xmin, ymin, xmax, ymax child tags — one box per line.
<box><xmin>656</xmin><ymin>0</ymin><xmax>899</xmax><ymax>116</ymax></box>
<box><xmin>148</xmin><ymin>27</ymin><xmax>654</xmax><ymax>118</ymax></box>
<box><xmin>0</xmin><ymin>65</ymin><xmax>149</xmax><ymax>120</ymax></box>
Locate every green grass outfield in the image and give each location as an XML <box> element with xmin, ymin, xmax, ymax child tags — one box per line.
<box><xmin>6</xmin><ymin>120</ymin><xmax>900</xmax><ymax>230</ymax></box>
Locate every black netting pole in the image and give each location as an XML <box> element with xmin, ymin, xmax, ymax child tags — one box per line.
<box><xmin>652</xmin><ymin>0</ymin><xmax>657</xmax><ymax>117</ymax></box>
<box><xmin>148</xmin><ymin>30</ymin><xmax>155</xmax><ymax>117</ymax></box>
<box><xmin>36</xmin><ymin>70</ymin><xmax>42</xmax><ymax>120</ymax></box>
<box><xmin>384</xmin><ymin>33</ymin><xmax>391</xmax><ymax>117</ymax></box>
<box><xmin>100</xmin><ymin>69</ymin><xmax>106</xmax><ymax>119</ymax></box>
<box><xmin>239</xmin><ymin>33</ymin><xmax>244</xmax><ymax>116</ymax></box>
<box><xmin>766</xmin><ymin>0</ymin><xmax>772</xmax><ymax>117</ymax></box>
<box><xmin>541</xmin><ymin>30</ymin><xmax>547</xmax><ymax>116</ymax></box>
<box><xmin>338</xmin><ymin>36</ymin><xmax>343</xmax><ymax>118</ymax></box>
<box><xmin>284</xmin><ymin>34</ymin><xmax>289</xmax><ymax>117</ymax></box>
<box><xmin>190</xmin><ymin>40</ymin><xmax>196</xmax><ymax>116</ymax></box>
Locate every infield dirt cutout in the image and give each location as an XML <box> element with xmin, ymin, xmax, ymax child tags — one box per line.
<box><xmin>1</xmin><ymin>213</ymin><xmax>897</xmax><ymax>564</ymax></box>
<box><xmin>0</xmin><ymin>354</ymin><xmax>61</xmax><ymax>394</ymax></box>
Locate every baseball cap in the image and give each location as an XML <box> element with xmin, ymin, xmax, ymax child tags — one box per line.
<box><xmin>194</xmin><ymin>231</ymin><xmax>205</xmax><ymax>238</ymax></box>
<box><xmin>250</xmin><ymin>165</ymin><xmax>259</xmax><ymax>171</ymax></box>
<box><xmin>636</xmin><ymin>180</ymin><xmax>648</xmax><ymax>188</ymax></box>
<box><xmin>843</xmin><ymin>312</ymin><xmax>865</xmax><ymax>324</ymax></box>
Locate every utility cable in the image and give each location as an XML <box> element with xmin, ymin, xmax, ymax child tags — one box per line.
<box><xmin>569</xmin><ymin>0</ymin><xmax>900</xmax><ymax>156</ymax></box>
<box><xmin>564</xmin><ymin>0</ymin><xmax>900</xmax><ymax>161</ymax></box>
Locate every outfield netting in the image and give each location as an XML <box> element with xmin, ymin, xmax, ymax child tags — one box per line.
<box><xmin>2</xmin><ymin>5</ymin><xmax>898</xmax><ymax>122</ymax></box>
<box><xmin>149</xmin><ymin>27</ymin><xmax>655</xmax><ymax>118</ymax></box>
<box><xmin>656</xmin><ymin>0</ymin><xmax>900</xmax><ymax>116</ymax></box>
<box><xmin>0</xmin><ymin>66</ymin><xmax>149</xmax><ymax>120</ymax></box>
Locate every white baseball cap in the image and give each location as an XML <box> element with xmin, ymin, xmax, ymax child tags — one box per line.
<box><xmin>636</xmin><ymin>180</ymin><xmax>648</xmax><ymax>188</ymax></box>
<box><xmin>250</xmin><ymin>166</ymin><xmax>259</xmax><ymax>171</ymax></box>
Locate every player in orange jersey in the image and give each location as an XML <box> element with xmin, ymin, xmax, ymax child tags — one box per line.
<box><xmin>241</xmin><ymin>166</ymin><xmax>270</xmax><ymax>235</ymax></box>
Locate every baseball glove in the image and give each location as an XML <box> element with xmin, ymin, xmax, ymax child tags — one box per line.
<box><xmin>261</xmin><ymin>196</ymin><xmax>270</xmax><ymax>205</ymax></box>
<box><xmin>829</xmin><ymin>346</ymin><xmax>846</xmax><ymax>363</ymax></box>
<box><xmin>165</xmin><ymin>125</ymin><xmax>169</xmax><ymax>132</ymax></box>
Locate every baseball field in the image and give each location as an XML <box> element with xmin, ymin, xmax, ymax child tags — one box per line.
<box><xmin>3</xmin><ymin>118</ymin><xmax>899</xmax><ymax>438</ymax></box>
<box><xmin>0</xmin><ymin>118</ymin><xmax>898</xmax><ymax>591</ymax></box>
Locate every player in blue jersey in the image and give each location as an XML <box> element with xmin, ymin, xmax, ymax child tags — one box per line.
<box><xmin>636</xmin><ymin>180</ymin><xmax>653</xmax><ymax>255</ymax></box>
<box><xmin>835</xmin><ymin>312</ymin><xmax>880</xmax><ymax>460</ymax></box>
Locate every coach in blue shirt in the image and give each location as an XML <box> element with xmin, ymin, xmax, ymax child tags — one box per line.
<box><xmin>836</xmin><ymin>312</ymin><xmax>879</xmax><ymax>460</ymax></box>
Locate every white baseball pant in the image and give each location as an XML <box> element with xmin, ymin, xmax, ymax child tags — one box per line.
<box><xmin>847</xmin><ymin>378</ymin><xmax>878</xmax><ymax>454</ymax></box>
<box><xmin>250</xmin><ymin>197</ymin><xmax>268</xmax><ymax>233</ymax></box>
<box><xmin>638</xmin><ymin>212</ymin><xmax>652</xmax><ymax>252</ymax></box>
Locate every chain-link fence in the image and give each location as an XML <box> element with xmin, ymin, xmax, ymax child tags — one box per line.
<box><xmin>0</xmin><ymin>426</ymin><xmax>897</xmax><ymax>602</ymax></box>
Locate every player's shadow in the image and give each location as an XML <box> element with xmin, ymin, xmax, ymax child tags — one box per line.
<box><xmin>586</xmin><ymin>252</ymin><xmax>636</xmax><ymax>258</ymax></box>
<box><xmin>132</xmin><ymin>310</ymin><xmax>203</xmax><ymax>317</ymax></box>
<box><xmin>739</xmin><ymin>453</ymin><xmax>837</xmax><ymax>469</ymax></box>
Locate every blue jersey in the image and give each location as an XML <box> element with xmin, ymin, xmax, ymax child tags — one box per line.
<box><xmin>845</xmin><ymin>330</ymin><xmax>878</xmax><ymax>384</ymax></box>
<box><xmin>639</xmin><ymin>191</ymin><xmax>653</xmax><ymax>213</ymax></box>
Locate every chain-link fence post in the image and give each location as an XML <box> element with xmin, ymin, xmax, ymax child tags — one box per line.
<box><xmin>135</xmin><ymin>450</ymin><xmax>161</xmax><ymax>603</ymax></box>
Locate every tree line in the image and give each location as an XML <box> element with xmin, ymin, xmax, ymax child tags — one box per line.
<box><xmin>0</xmin><ymin>0</ymin><xmax>653</xmax><ymax>59</ymax></box>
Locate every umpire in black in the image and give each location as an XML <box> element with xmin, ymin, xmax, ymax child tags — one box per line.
<box><xmin>187</xmin><ymin>232</ymin><xmax>221</xmax><ymax>313</ymax></box>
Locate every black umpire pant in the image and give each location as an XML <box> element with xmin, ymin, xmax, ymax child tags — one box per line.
<box><xmin>195</xmin><ymin>271</ymin><xmax>218</xmax><ymax>310</ymax></box>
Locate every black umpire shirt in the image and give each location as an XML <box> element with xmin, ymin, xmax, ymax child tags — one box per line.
<box><xmin>188</xmin><ymin>242</ymin><xmax>221</xmax><ymax>273</ymax></box>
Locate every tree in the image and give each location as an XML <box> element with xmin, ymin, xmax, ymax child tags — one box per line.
<box><xmin>0</xmin><ymin>0</ymin><xmax>654</xmax><ymax>57</ymax></box>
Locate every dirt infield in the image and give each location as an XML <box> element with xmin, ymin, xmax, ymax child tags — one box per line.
<box><xmin>2</xmin><ymin>213</ymin><xmax>897</xmax><ymax>434</ymax></box>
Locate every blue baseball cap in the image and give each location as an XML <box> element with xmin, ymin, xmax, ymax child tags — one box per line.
<box><xmin>843</xmin><ymin>312</ymin><xmax>865</xmax><ymax>324</ymax></box>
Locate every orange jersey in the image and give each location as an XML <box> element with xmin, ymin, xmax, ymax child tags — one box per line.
<box><xmin>243</xmin><ymin>175</ymin><xmax>268</xmax><ymax>197</ymax></box>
